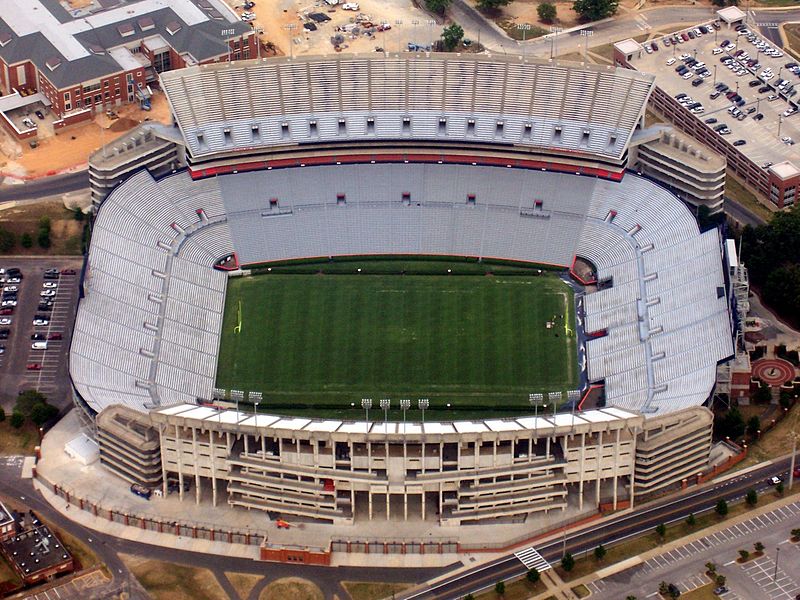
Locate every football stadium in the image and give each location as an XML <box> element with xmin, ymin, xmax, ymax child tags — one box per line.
<box><xmin>71</xmin><ymin>54</ymin><xmax>735</xmax><ymax>527</ymax></box>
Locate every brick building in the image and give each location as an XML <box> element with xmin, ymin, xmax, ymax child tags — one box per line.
<box><xmin>0</xmin><ymin>0</ymin><xmax>255</xmax><ymax>129</ymax></box>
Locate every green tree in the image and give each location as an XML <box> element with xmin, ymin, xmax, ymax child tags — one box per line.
<box><xmin>753</xmin><ymin>385</ymin><xmax>772</xmax><ymax>405</ymax></box>
<box><xmin>476</xmin><ymin>0</ymin><xmax>512</xmax><ymax>11</ymax></box>
<box><xmin>594</xmin><ymin>544</ymin><xmax>606</xmax><ymax>561</ymax></box>
<box><xmin>697</xmin><ymin>204</ymin><xmax>723</xmax><ymax>231</ymax></box>
<box><xmin>655</xmin><ymin>523</ymin><xmax>666</xmax><ymax>539</ymax></box>
<box><xmin>494</xmin><ymin>580</ymin><xmax>505</xmax><ymax>595</ymax></box>
<box><xmin>537</xmin><ymin>2</ymin><xmax>557</xmax><ymax>23</ymax></box>
<box><xmin>739</xmin><ymin>549</ymin><xmax>750</xmax><ymax>561</ymax></box>
<box><xmin>792</xmin><ymin>528</ymin><xmax>800</xmax><ymax>539</ymax></box>
<box><xmin>780</xmin><ymin>390</ymin><xmax>793</xmax><ymax>409</ymax></box>
<box><xmin>686</xmin><ymin>513</ymin><xmax>696</xmax><ymax>527</ymax></box>
<box><xmin>777</xmin><ymin>481</ymin><xmax>785</xmax><ymax>495</ymax></box>
<box><xmin>561</xmin><ymin>552</ymin><xmax>575</xmax><ymax>572</ymax></box>
<box><xmin>9</xmin><ymin>411</ymin><xmax>24</xmax><ymax>429</ymax></box>
<box><xmin>705</xmin><ymin>561</ymin><xmax>716</xmax><ymax>574</ymax></box>
<box><xmin>717</xmin><ymin>407</ymin><xmax>745</xmax><ymax>440</ymax></box>
<box><xmin>754</xmin><ymin>541</ymin><xmax>765</xmax><ymax>553</ymax></box>
<box><xmin>746</xmin><ymin>488</ymin><xmax>758</xmax><ymax>506</ymax></box>
<box><xmin>30</xmin><ymin>402</ymin><xmax>58</xmax><ymax>427</ymax></box>
<box><xmin>0</xmin><ymin>227</ymin><xmax>15</xmax><ymax>253</ymax></box>
<box><xmin>715</xmin><ymin>499</ymin><xmax>729</xmax><ymax>517</ymax></box>
<box><xmin>15</xmin><ymin>390</ymin><xmax>48</xmax><ymax>419</ymax></box>
<box><xmin>526</xmin><ymin>568</ymin><xmax>540</xmax><ymax>583</ymax></box>
<box><xmin>464</xmin><ymin>595</ymin><xmax>474</xmax><ymax>600</ymax></box>
<box><xmin>572</xmin><ymin>0</ymin><xmax>619</xmax><ymax>21</ymax></box>
<box><xmin>425</xmin><ymin>0</ymin><xmax>450</xmax><ymax>14</ymax></box>
<box><xmin>72</xmin><ymin>206</ymin><xmax>85</xmax><ymax>222</ymax></box>
<box><xmin>659</xmin><ymin>582</ymin><xmax>669</xmax><ymax>595</ymax></box>
<box><xmin>626</xmin><ymin>596</ymin><xmax>637</xmax><ymax>600</ymax></box>
<box><xmin>0</xmin><ymin>407</ymin><xmax>4</xmax><ymax>422</ymax></box>
<box><xmin>716</xmin><ymin>575</ymin><xmax>726</xmax><ymax>587</ymax></box>
<box><xmin>441</xmin><ymin>23</ymin><xmax>464</xmax><ymax>51</ymax></box>
<box><xmin>21</xmin><ymin>233</ymin><xmax>32</xmax><ymax>248</ymax></box>
<box><xmin>747</xmin><ymin>415</ymin><xmax>761</xmax><ymax>437</ymax></box>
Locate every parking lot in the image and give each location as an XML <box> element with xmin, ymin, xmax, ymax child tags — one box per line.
<box><xmin>624</xmin><ymin>19</ymin><xmax>800</xmax><ymax>170</ymax></box>
<box><xmin>591</xmin><ymin>497</ymin><xmax>800</xmax><ymax>599</ymax></box>
<box><xmin>0</xmin><ymin>258</ymin><xmax>83</xmax><ymax>413</ymax></box>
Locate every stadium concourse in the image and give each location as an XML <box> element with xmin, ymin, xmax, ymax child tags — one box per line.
<box><xmin>60</xmin><ymin>55</ymin><xmax>735</xmax><ymax>535</ymax></box>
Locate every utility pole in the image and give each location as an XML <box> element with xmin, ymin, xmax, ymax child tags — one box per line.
<box><xmin>789</xmin><ymin>431</ymin><xmax>799</xmax><ymax>490</ymax></box>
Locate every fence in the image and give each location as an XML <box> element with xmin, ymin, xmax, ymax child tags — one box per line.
<box><xmin>35</xmin><ymin>472</ymin><xmax>266</xmax><ymax>547</ymax></box>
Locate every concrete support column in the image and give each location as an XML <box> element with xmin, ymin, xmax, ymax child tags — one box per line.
<box><xmin>578</xmin><ymin>431</ymin><xmax>586</xmax><ymax>510</ymax></box>
<box><xmin>404</xmin><ymin>487</ymin><xmax>408</xmax><ymax>521</ymax></box>
<box><xmin>159</xmin><ymin>424</ymin><xmax>168</xmax><ymax>497</ymax></box>
<box><xmin>546</xmin><ymin>435</ymin><xmax>551</xmax><ymax>460</ymax></box>
<box><xmin>386</xmin><ymin>490</ymin><xmax>390</xmax><ymax>521</ymax></box>
<box><xmin>492</xmin><ymin>438</ymin><xmax>497</xmax><ymax>467</ymax></box>
<box><xmin>595</xmin><ymin>430</ymin><xmax>603</xmax><ymax>507</ymax></box>
<box><xmin>439</xmin><ymin>442</ymin><xmax>443</xmax><ymax>472</ymax></box>
<box><xmin>421</xmin><ymin>440</ymin><xmax>426</xmax><ymax>474</ymax></box>
<box><xmin>612</xmin><ymin>428</ymin><xmax>621</xmax><ymax>510</ymax></box>
<box><xmin>421</xmin><ymin>490</ymin><xmax>426</xmax><ymax>520</ymax></box>
<box><xmin>191</xmin><ymin>427</ymin><xmax>201</xmax><ymax>504</ymax></box>
<box><xmin>368</xmin><ymin>490</ymin><xmax>373</xmax><ymax>520</ymax></box>
<box><xmin>529</xmin><ymin>434</ymin><xmax>534</xmax><ymax>463</ymax></box>
<box><xmin>367</xmin><ymin>442</ymin><xmax>372</xmax><ymax>475</ymax></box>
<box><xmin>176</xmin><ymin>424</ymin><xmax>185</xmax><ymax>502</ymax></box>
<box><xmin>211</xmin><ymin>433</ymin><xmax>218</xmax><ymax>507</ymax></box>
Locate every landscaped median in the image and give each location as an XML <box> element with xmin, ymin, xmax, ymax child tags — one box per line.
<box><xmin>473</xmin><ymin>483</ymin><xmax>800</xmax><ymax>599</ymax></box>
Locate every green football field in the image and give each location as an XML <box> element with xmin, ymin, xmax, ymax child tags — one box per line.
<box><xmin>215</xmin><ymin>262</ymin><xmax>578</xmax><ymax>419</ymax></box>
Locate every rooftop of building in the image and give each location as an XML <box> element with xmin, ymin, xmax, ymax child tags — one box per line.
<box><xmin>0</xmin><ymin>521</ymin><xmax>72</xmax><ymax>578</ymax></box>
<box><xmin>617</xmin><ymin>19</ymin><xmax>800</xmax><ymax>174</ymax></box>
<box><xmin>641</xmin><ymin>126</ymin><xmax>727</xmax><ymax>172</ymax></box>
<box><xmin>0</xmin><ymin>502</ymin><xmax>13</xmax><ymax>528</ymax></box>
<box><xmin>0</xmin><ymin>0</ymin><xmax>252</xmax><ymax>89</ymax></box>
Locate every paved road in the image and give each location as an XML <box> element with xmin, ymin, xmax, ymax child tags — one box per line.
<box><xmin>400</xmin><ymin>457</ymin><xmax>794</xmax><ymax>599</ymax></box>
<box><xmin>726</xmin><ymin>195</ymin><xmax>767</xmax><ymax>227</ymax></box>
<box><xmin>0</xmin><ymin>464</ymin><xmax>450</xmax><ymax>600</ymax></box>
<box><xmin>0</xmin><ymin>171</ymin><xmax>88</xmax><ymax>203</ymax></box>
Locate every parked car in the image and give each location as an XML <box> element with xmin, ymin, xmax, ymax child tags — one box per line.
<box><xmin>26</xmin><ymin>363</ymin><xmax>41</xmax><ymax>370</ymax></box>
<box><xmin>39</xmin><ymin>290</ymin><xmax>55</xmax><ymax>298</ymax></box>
<box><xmin>42</xmin><ymin>282</ymin><xmax>57</xmax><ymax>289</ymax></box>
<box><xmin>47</xmin><ymin>332</ymin><xmax>63</xmax><ymax>340</ymax></box>
<box><xmin>0</xmin><ymin>329</ymin><xmax>9</xmax><ymax>340</ymax></box>
<box><xmin>0</xmin><ymin>318</ymin><xmax>11</xmax><ymax>326</ymax></box>
<box><xmin>733</xmin><ymin>139</ymin><xmax>747</xmax><ymax>146</ymax></box>
<box><xmin>0</xmin><ymin>308</ymin><xmax>12</xmax><ymax>316</ymax></box>
<box><xmin>769</xmin><ymin>475</ymin><xmax>783</xmax><ymax>485</ymax></box>
<box><xmin>32</xmin><ymin>317</ymin><xmax>49</xmax><ymax>326</ymax></box>
<box><xmin>61</xmin><ymin>268</ymin><xmax>76</xmax><ymax>275</ymax></box>
<box><xmin>341</xmin><ymin>2</ymin><xmax>359</xmax><ymax>9</ymax></box>
<box><xmin>130</xmin><ymin>483</ymin><xmax>152</xmax><ymax>500</ymax></box>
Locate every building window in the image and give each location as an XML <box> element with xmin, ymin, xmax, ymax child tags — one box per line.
<box><xmin>64</xmin><ymin>91</ymin><xmax>70</xmax><ymax>102</ymax></box>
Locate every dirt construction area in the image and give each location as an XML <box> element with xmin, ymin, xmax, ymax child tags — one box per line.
<box><xmin>0</xmin><ymin>92</ymin><xmax>171</xmax><ymax>179</ymax></box>
<box><xmin>228</xmin><ymin>0</ymin><xmax>441</xmax><ymax>56</ymax></box>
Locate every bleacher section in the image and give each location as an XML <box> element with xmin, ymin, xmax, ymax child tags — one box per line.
<box><xmin>71</xmin><ymin>164</ymin><xmax>733</xmax><ymax>416</ymax></box>
<box><xmin>159</xmin><ymin>55</ymin><xmax>655</xmax><ymax>162</ymax></box>
<box><xmin>70</xmin><ymin>171</ymin><xmax>233</xmax><ymax>413</ymax></box>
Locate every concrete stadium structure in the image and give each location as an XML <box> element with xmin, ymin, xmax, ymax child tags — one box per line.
<box><xmin>71</xmin><ymin>55</ymin><xmax>735</xmax><ymax>527</ymax></box>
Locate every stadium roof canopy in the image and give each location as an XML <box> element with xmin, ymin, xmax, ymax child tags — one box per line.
<box><xmin>159</xmin><ymin>54</ymin><xmax>655</xmax><ymax>162</ymax></box>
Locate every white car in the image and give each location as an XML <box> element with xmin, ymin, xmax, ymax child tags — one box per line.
<box><xmin>341</xmin><ymin>2</ymin><xmax>359</xmax><ymax>9</ymax></box>
<box><xmin>40</xmin><ymin>290</ymin><xmax>56</xmax><ymax>297</ymax></box>
<box><xmin>782</xmin><ymin>136</ymin><xmax>795</xmax><ymax>144</ymax></box>
<box><xmin>324</xmin><ymin>0</ymin><xmax>338</xmax><ymax>4</ymax></box>
<box><xmin>712</xmin><ymin>47</ymin><xmax>723</xmax><ymax>55</ymax></box>
<box><xmin>666</xmin><ymin>57</ymin><xmax>676</xmax><ymax>66</ymax></box>
<box><xmin>1</xmin><ymin>300</ymin><xmax>16</xmax><ymax>307</ymax></box>
<box><xmin>42</xmin><ymin>282</ymin><xmax>57</xmax><ymax>289</ymax></box>
<box><xmin>33</xmin><ymin>318</ymin><xmax>49</xmax><ymax>326</ymax></box>
<box><xmin>679</xmin><ymin>53</ymin><xmax>690</xmax><ymax>60</ymax></box>
<box><xmin>2</xmin><ymin>286</ymin><xmax>17</xmax><ymax>293</ymax></box>
<box><xmin>682</xmin><ymin>72</ymin><xmax>693</xmax><ymax>80</ymax></box>
<box><xmin>0</xmin><ymin>318</ymin><xmax>11</xmax><ymax>325</ymax></box>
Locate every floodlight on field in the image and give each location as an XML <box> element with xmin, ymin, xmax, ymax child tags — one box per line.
<box><xmin>231</xmin><ymin>389</ymin><xmax>244</xmax><ymax>413</ymax></box>
<box><xmin>400</xmin><ymin>399</ymin><xmax>411</xmax><ymax>431</ymax></box>
<box><xmin>419</xmin><ymin>398</ymin><xmax>429</xmax><ymax>423</ymax></box>
<box><xmin>249</xmin><ymin>391</ymin><xmax>263</xmax><ymax>404</ymax></box>
<box><xmin>567</xmin><ymin>390</ymin><xmax>580</xmax><ymax>405</ymax></box>
<box><xmin>213</xmin><ymin>388</ymin><xmax>226</xmax><ymax>401</ymax></box>
<box><xmin>380</xmin><ymin>398</ymin><xmax>391</xmax><ymax>424</ymax></box>
<box><xmin>362</xmin><ymin>398</ymin><xmax>372</xmax><ymax>423</ymax></box>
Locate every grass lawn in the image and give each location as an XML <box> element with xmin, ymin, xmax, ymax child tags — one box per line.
<box><xmin>341</xmin><ymin>581</ymin><xmax>412</xmax><ymax>600</ymax></box>
<box><xmin>474</xmin><ymin>577</ymin><xmax>546</xmax><ymax>599</ymax></box>
<box><xmin>681</xmin><ymin>583</ymin><xmax>717</xmax><ymax>599</ymax></box>
<box><xmin>260</xmin><ymin>577</ymin><xmax>323</xmax><ymax>600</ymax></box>
<box><xmin>216</xmin><ymin>263</ymin><xmax>578</xmax><ymax>419</ymax></box>
<box><xmin>738</xmin><ymin>402</ymin><xmax>800</xmax><ymax>468</ymax></box>
<box><xmin>725</xmin><ymin>174</ymin><xmax>774</xmax><ymax>223</ymax></box>
<box><xmin>121</xmin><ymin>554</ymin><xmax>226</xmax><ymax>600</ymax></box>
<box><xmin>0</xmin><ymin>420</ymin><xmax>40</xmax><ymax>455</ymax></box>
<box><xmin>225</xmin><ymin>572</ymin><xmax>263</xmax><ymax>600</ymax></box>
<box><xmin>0</xmin><ymin>201</ymin><xmax>85</xmax><ymax>256</ymax></box>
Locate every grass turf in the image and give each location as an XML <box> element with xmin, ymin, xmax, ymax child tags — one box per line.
<box><xmin>215</xmin><ymin>264</ymin><xmax>578</xmax><ymax>419</ymax></box>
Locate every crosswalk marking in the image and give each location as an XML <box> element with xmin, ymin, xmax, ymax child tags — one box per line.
<box><xmin>514</xmin><ymin>546</ymin><xmax>551</xmax><ymax>572</ymax></box>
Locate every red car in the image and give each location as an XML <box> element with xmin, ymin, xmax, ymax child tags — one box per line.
<box><xmin>0</xmin><ymin>308</ymin><xmax>12</xmax><ymax>315</ymax></box>
<box><xmin>26</xmin><ymin>363</ymin><xmax>42</xmax><ymax>370</ymax></box>
<box><xmin>47</xmin><ymin>332</ymin><xmax>62</xmax><ymax>340</ymax></box>
<box><xmin>61</xmin><ymin>268</ymin><xmax>76</xmax><ymax>275</ymax></box>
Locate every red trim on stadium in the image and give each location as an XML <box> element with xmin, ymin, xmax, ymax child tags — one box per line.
<box><xmin>240</xmin><ymin>253</ymin><xmax>571</xmax><ymax>270</ymax></box>
<box><xmin>214</xmin><ymin>252</ymin><xmax>240</xmax><ymax>271</ymax></box>
<box><xmin>188</xmin><ymin>154</ymin><xmax>625</xmax><ymax>181</ymax></box>
<box><xmin>578</xmin><ymin>384</ymin><xmax>604</xmax><ymax>411</ymax></box>
<box><xmin>569</xmin><ymin>255</ymin><xmax>598</xmax><ymax>286</ymax></box>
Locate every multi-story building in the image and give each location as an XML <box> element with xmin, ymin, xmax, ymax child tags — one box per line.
<box><xmin>0</xmin><ymin>0</ymin><xmax>255</xmax><ymax>137</ymax></box>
